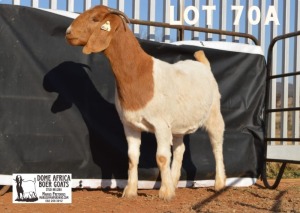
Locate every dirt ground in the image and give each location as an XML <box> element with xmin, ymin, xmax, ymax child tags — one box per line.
<box><xmin>1</xmin><ymin>179</ymin><xmax>299</xmax><ymax>213</ymax></box>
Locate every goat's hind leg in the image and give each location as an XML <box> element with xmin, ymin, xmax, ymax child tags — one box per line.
<box><xmin>171</xmin><ymin>135</ymin><xmax>185</xmax><ymax>188</ymax></box>
<box><xmin>205</xmin><ymin>104</ymin><xmax>226</xmax><ymax>191</ymax></box>
<box><xmin>122</xmin><ymin>126</ymin><xmax>141</xmax><ymax>198</ymax></box>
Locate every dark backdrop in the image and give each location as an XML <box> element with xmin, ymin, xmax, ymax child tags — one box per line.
<box><xmin>0</xmin><ymin>5</ymin><xmax>265</xmax><ymax>184</ymax></box>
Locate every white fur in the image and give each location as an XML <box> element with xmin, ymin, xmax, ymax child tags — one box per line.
<box><xmin>116</xmin><ymin>57</ymin><xmax>226</xmax><ymax>200</ymax></box>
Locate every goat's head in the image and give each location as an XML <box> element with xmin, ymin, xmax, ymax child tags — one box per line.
<box><xmin>66</xmin><ymin>5</ymin><xmax>130</xmax><ymax>54</ymax></box>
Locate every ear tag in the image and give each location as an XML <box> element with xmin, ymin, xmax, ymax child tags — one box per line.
<box><xmin>101</xmin><ymin>21</ymin><xmax>111</xmax><ymax>32</ymax></box>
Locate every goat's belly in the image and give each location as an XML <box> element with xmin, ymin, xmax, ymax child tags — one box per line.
<box><xmin>120</xmin><ymin>101</ymin><xmax>211</xmax><ymax>135</ymax></box>
<box><xmin>169</xmin><ymin>108</ymin><xmax>210</xmax><ymax>135</ymax></box>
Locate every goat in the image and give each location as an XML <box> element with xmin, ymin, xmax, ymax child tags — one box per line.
<box><xmin>66</xmin><ymin>5</ymin><xmax>226</xmax><ymax>200</ymax></box>
<box><xmin>15</xmin><ymin>175</ymin><xmax>24</xmax><ymax>200</ymax></box>
<box><xmin>14</xmin><ymin>175</ymin><xmax>37</xmax><ymax>200</ymax></box>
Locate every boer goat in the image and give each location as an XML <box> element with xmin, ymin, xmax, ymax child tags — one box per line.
<box><xmin>66</xmin><ymin>5</ymin><xmax>226</xmax><ymax>200</ymax></box>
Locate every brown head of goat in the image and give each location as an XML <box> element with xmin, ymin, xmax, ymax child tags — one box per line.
<box><xmin>65</xmin><ymin>5</ymin><xmax>154</xmax><ymax>111</ymax></box>
<box><xmin>66</xmin><ymin>5</ymin><xmax>131</xmax><ymax>54</ymax></box>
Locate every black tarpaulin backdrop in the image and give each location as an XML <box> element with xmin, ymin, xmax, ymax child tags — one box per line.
<box><xmin>0</xmin><ymin>5</ymin><xmax>265</xmax><ymax>185</ymax></box>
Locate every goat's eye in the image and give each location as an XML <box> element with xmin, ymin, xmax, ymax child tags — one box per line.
<box><xmin>92</xmin><ymin>17</ymin><xmax>99</xmax><ymax>22</ymax></box>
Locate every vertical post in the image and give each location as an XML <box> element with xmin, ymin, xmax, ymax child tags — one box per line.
<box><xmin>50</xmin><ymin>0</ymin><xmax>57</xmax><ymax>10</ymax></box>
<box><xmin>192</xmin><ymin>0</ymin><xmax>200</xmax><ymax>40</ymax></box>
<box><xmin>163</xmin><ymin>0</ymin><xmax>171</xmax><ymax>42</ymax></box>
<box><xmin>176</xmin><ymin>0</ymin><xmax>184</xmax><ymax>41</ymax></box>
<box><xmin>85</xmin><ymin>0</ymin><xmax>92</xmax><ymax>11</ymax></box>
<box><xmin>117</xmin><ymin>0</ymin><xmax>125</xmax><ymax>12</ymax></box>
<box><xmin>32</xmin><ymin>0</ymin><xmax>39</xmax><ymax>8</ymax></box>
<box><xmin>246</xmin><ymin>0</ymin><xmax>253</xmax><ymax>44</ymax></box>
<box><xmin>259</xmin><ymin>0</ymin><xmax>266</xmax><ymax>51</ymax></box>
<box><xmin>281</xmin><ymin>0</ymin><xmax>290</xmax><ymax>145</ymax></box>
<box><xmin>220</xmin><ymin>0</ymin><xmax>227</xmax><ymax>41</ymax></box>
<box><xmin>148</xmin><ymin>0</ymin><xmax>156</xmax><ymax>41</ymax></box>
<box><xmin>133</xmin><ymin>0</ymin><xmax>140</xmax><ymax>36</ymax></box>
<box><xmin>294</xmin><ymin>0</ymin><xmax>300</xmax><ymax>144</ymax></box>
<box><xmin>177</xmin><ymin>28</ymin><xmax>184</xmax><ymax>41</ymax></box>
<box><xmin>269</xmin><ymin>0</ymin><xmax>279</xmax><ymax>144</ymax></box>
<box><xmin>67</xmin><ymin>0</ymin><xmax>74</xmax><ymax>12</ymax></box>
<box><xmin>205</xmin><ymin>0</ymin><xmax>213</xmax><ymax>41</ymax></box>
<box><xmin>13</xmin><ymin>0</ymin><xmax>21</xmax><ymax>5</ymax></box>
<box><xmin>102</xmin><ymin>0</ymin><xmax>108</xmax><ymax>6</ymax></box>
<box><xmin>233</xmin><ymin>0</ymin><xmax>240</xmax><ymax>42</ymax></box>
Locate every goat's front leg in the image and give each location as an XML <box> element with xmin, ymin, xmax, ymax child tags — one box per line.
<box><xmin>122</xmin><ymin>125</ymin><xmax>141</xmax><ymax>198</ymax></box>
<box><xmin>155</xmin><ymin>126</ymin><xmax>175</xmax><ymax>200</ymax></box>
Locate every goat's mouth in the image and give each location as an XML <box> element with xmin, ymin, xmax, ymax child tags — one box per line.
<box><xmin>65</xmin><ymin>35</ymin><xmax>85</xmax><ymax>46</ymax></box>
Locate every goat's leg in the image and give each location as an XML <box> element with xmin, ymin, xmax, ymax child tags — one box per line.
<box><xmin>122</xmin><ymin>125</ymin><xmax>141</xmax><ymax>198</ymax></box>
<box><xmin>171</xmin><ymin>135</ymin><xmax>185</xmax><ymax>188</ymax></box>
<box><xmin>155</xmin><ymin>127</ymin><xmax>175</xmax><ymax>200</ymax></box>
<box><xmin>205</xmin><ymin>103</ymin><xmax>226</xmax><ymax>191</ymax></box>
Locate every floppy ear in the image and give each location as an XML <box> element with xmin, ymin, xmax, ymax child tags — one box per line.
<box><xmin>83</xmin><ymin>15</ymin><xmax>119</xmax><ymax>54</ymax></box>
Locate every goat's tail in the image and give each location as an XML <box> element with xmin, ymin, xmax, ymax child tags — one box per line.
<box><xmin>194</xmin><ymin>50</ymin><xmax>210</xmax><ymax>67</ymax></box>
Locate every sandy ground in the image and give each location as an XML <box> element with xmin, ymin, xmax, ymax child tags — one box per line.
<box><xmin>0</xmin><ymin>179</ymin><xmax>299</xmax><ymax>213</ymax></box>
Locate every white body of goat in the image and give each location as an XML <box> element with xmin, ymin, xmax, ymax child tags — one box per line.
<box><xmin>115</xmin><ymin>57</ymin><xmax>225</xmax><ymax>200</ymax></box>
<box><xmin>116</xmin><ymin>58</ymin><xmax>217</xmax><ymax>134</ymax></box>
<box><xmin>66</xmin><ymin>5</ymin><xmax>226</xmax><ymax>200</ymax></box>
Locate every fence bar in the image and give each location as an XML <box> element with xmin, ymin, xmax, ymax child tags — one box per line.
<box><xmin>117</xmin><ymin>0</ymin><xmax>125</xmax><ymax>12</ymax></box>
<box><xmin>205</xmin><ymin>0</ymin><xmax>213</xmax><ymax>41</ymax></box>
<box><xmin>129</xmin><ymin>19</ymin><xmax>259</xmax><ymax>45</ymax></box>
<box><xmin>102</xmin><ymin>0</ymin><xmax>108</xmax><ymax>6</ymax></box>
<box><xmin>13</xmin><ymin>0</ymin><xmax>20</xmax><ymax>5</ymax></box>
<box><xmin>192</xmin><ymin>0</ymin><xmax>200</xmax><ymax>40</ymax></box>
<box><xmin>265</xmin><ymin>138</ymin><xmax>300</xmax><ymax>142</ymax></box>
<box><xmin>148</xmin><ymin>0</ymin><xmax>156</xmax><ymax>41</ymax></box>
<box><xmin>266</xmin><ymin>107</ymin><xmax>300</xmax><ymax>113</ymax></box>
<box><xmin>32</xmin><ymin>0</ymin><xmax>39</xmax><ymax>8</ymax></box>
<box><xmin>50</xmin><ymin>0</ymin><xmax>57</xmax><ymax>10</ymax></box>
<box><xmin>67</xmin><ymin>0</ymin><xmax>74</xmax><ymax>12</ymax></box>
<box><xmin>295</xmin><ymin>0</ymin><xmax>300</xmax><ymax>144</ymax></box>
<box><xmin>133</xmin><ymin>0</ymin><xmax>140</xmax><ymax>35</ymax></box>
<box><xmin>268</xmin><ymin>0</ymin><xmax>279</xmax><ymax>141</ymax></box>
<box><xmin>259</xmin><ymin>0</ymin><xmax>266</xmax><ymax>50</ymax></box>
<box><xmin>163</xmin><ymin>0</ymin><xmax>171</xmax><ymax>42</ymax></box>
<box><xmin>85</xmin><ymin>0</ymin><xmax>92</xmax><ymax>11</ymax></box>
<box><xmin>233</xmin><ymin>0</ymin><xmax>240</xmax><ymax>42</ymax></box>
<box><xmin>220</xmin><ymin>0</ymin><xmax>227</xmax><ymax>41</ymax></box>
<box><xmin>246</xmin><ymin>0</ymin><xmax>253</xmax><ymax>44</ymax></box>
<box><xmin>267</xmin><ymin>71</ymin><xmax>300</xmax><ymax>79</ymax></box>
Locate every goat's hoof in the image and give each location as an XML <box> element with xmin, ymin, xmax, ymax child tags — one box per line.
<box><xmin>122</xmin><ymin>186</ymin><xmax>137</xmax><ymax>198</ymax></box>
<box><xmin>214</xmin><ymin>178</ymin><xmax>226</xmax><ymax>192</ymax></box>
<box><xmin>159</xmin><ymin>186</ymin><xmax>175</xmax><ymax>201</ymax></box>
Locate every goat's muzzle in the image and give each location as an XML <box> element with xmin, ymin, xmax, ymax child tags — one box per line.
<box><xmin>65</xmin><ymin>26</ymin><xmax>81</xmax><ymax>46</ymax></box>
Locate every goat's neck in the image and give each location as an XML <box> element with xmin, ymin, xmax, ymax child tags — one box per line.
<box><xmin>104</xmin><ymin>29</ymin><xmax>154</xmax><ymax>111</ymax></box>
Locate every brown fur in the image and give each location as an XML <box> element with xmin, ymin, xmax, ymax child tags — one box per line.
<box><xmin>103</xmin><ymin>16</ymin><xmax>154</xmax><ymax>111</ymax></box>
<box><xmin>66</xmin><ymin>6</ymin><xmax>154</xmax><ymax>111</ymax></box>
<box><xmin>156</xmin><ymin>155</ymin><xmax>167</xmax><ymax>168</ymax></box>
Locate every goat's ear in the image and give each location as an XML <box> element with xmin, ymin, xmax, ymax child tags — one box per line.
<box><xmin>83</xmin><ymin>16</ymin><xmax>118</xmax><ymax>54</ymax></box>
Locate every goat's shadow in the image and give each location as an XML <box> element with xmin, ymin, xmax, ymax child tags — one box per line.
<box><xmin>43</xmin><ymin>61</ymin><xmax>196</xmax><ymax>188</ymax></box>
<box><xmin>43</xmin><ymin>61</ymin><xmax>129</xmax><ymax>187</ymax></box>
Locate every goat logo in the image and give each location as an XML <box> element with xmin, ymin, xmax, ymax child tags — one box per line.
<box><xmin>14</xmin><ymin>175</ymin><xmax>38</xmax><ymax>202</ymax></box>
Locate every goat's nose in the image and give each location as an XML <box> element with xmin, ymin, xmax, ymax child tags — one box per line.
<box><xmin>66</xmin><ymin>26</ymin><xmax>72</xmax><ymax>35</ymax></box>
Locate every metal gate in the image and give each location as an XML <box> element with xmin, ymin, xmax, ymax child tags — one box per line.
<box><xmin>262</xmin><ymin>31</ymin><xmax>300</xmax><ymax>189</ymax></box>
